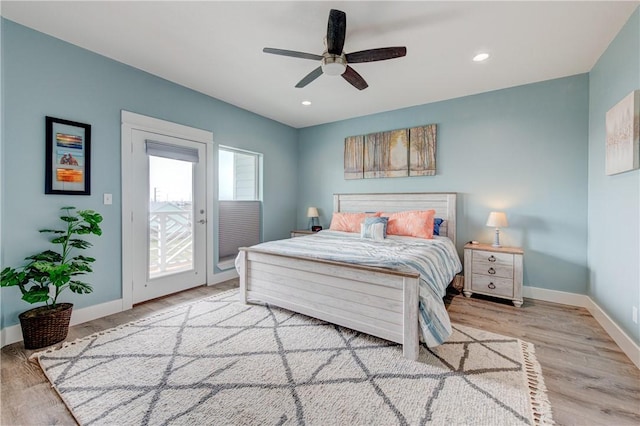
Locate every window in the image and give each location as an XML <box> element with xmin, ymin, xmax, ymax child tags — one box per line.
<box><xmin>219</xmin><ymin>147</ymin><xmax>260</xmax><ymax>201</ymax></box>
<box><xmin>217</xmin><ymin>147</ymin><xmax>262</xmax><ymax>270</ymax></box>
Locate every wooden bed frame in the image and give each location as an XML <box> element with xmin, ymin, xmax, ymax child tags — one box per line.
<box><xmin>237</xmin><ymin>192</ymin><xmax>457</xmax><ymax>360</ymax></box>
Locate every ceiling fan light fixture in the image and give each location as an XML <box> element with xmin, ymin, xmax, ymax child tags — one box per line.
<box><xmin>263</xmin><ymin>9</ymin><xmax>406</xmax><ymax>90</ymax></box>
<box><xmin>321</xmin><ymin>55</ymin><xmax>347</xmax><ymax>76</ymax></box>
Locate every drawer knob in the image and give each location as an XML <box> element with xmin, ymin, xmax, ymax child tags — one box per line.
<box><xmin>488</xmin><ymin>255</ymin><xmax>496</xmax><ymax>262</ymax></box>
<box><xmin>488</xmin><ymin>282</ymin><xmax>496</xmax><ymax>289</ymax></box>
<box><xmin>488</xmin><ymin>267</ymin><xmax>496</xmax><ymax>275</ymax></box>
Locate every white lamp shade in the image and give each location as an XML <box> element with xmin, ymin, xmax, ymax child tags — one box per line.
<box><xmin>486</xmin><ymin>211</ymin><xmax>508</xmax><ymax>228</ymax></box>
<box><xmin>307</xmin><ymin>207</ymin><xmax>319</xmax><ymax>218</ymax></box>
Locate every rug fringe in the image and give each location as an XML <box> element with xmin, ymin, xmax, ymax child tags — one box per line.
<box><xmin>520</xmin><ymin>340</ymin><xmax>555</xmax><ymax>425</ymax></box>
<box><xmin>29</xmin><ymin>288</ymin><xmax>240</xmax><ymax>361</ymax></box>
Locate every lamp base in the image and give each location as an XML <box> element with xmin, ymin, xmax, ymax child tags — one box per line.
<box><xmin>492</xmin><ymin>228</ymin><xmax>502</xmax><ymax>248</ymax></box>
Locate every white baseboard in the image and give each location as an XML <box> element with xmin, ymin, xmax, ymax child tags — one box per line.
<box><xmin>523</xmin><ymin>286</ymin><xmax>640</xmax><ymax>369</ymax></box>
<box><xmin>208</xmin><ymin>268</ymin><xmax>238</xmax><ymax>285</ymax></box>
<box><xmin>584</xmin><ymin>298</ymin><xmax>640</xmax><ymax>369</ymax></box>
<box><xmin>1</xmin><ymin>298</ymin><xmax>123</xmax><ymax>348</ymax></box>
<box><xmin>522</xmin><ymin>286</ymin><xmax>591</xmax><ymax>308</ymax></box>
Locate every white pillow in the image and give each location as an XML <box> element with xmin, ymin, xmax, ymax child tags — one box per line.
<box><xmin>360</xmin><ymin>222</ymin><xmax>385</xmax><ymax>241</ymax></box>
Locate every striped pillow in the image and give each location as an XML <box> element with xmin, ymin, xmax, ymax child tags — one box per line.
<box><xmin>361</xmin><ymin>216</ymin><xmax>389</xmax><ymax>240</ymax></box>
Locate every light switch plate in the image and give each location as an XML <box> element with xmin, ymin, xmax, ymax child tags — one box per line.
<box><xmin>103</xmin><ymin>193</ymin><xmax>113</xmax><ymax>205</ymax></box>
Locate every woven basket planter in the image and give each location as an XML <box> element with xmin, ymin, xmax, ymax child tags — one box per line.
<box><xmin>19</xmin><ymin>303</ymin><xmax>73</xmax><ymax>349</ymax></box>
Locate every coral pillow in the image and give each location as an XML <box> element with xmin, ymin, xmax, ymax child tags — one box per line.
<box><xmin>329</xmin><ymin>212</ymin><xmax>379</xmax><ymax>233</ymax></box>
<box><xmin>380</xmin><ymin>210</ymin><xmax>436</xmax><ymax>239</ymax></box>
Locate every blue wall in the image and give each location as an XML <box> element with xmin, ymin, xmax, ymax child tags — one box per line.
<box><xmin>0</xmin><ymin>20</ymin><xmax>298</xmax><ymax>328</ymax></box>
<box><xmin>588</xmin><ymin>8</ymin><xmax>640</xmax><ymax>344</ymax></box>
<box><xmin>297</xmin><ymin>75</ymin><xmax>590</xmax><ymax>294</ymax></box>
<box><xmin>2</xmin><ymin>10</ymin><xmax>638</xmax><ymax>347</ymax></box>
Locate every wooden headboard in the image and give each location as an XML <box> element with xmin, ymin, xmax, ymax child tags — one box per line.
<box><xmin>333</xmin><ymin>192</ymin><xmax>457</xmax><ymax>245</ymax></box>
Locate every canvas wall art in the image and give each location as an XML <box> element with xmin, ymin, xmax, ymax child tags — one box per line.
<box><xmin>344</xmin><ymin>135</ymin><xmax>364</xmax><ymax>179</ymax></box>
<box><xmin>605</xmin><ymin>90</ymin><xmax>639</xmax><ymax>176</ymax></box>
<box><xmin>344</xmin><ymin>124</ymin><xmax>437</xmax><ymax>179</ymax></box>
<box><xmin>364</xmin><ymin>129</ymin><xmax>409</xmax><ymax>178</ymax></box>
<box><xmin>409</xmin><ymin>124</ymin><xmax>437</xmax><ymax>176</ymax></box>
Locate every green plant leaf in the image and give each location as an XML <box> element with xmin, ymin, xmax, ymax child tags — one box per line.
<box><xmin>69</xmin><ymin>239</ymin><xmax>92</xmax><ymax>249</ymax></box>
<box><xmin>60</xmin><ymin>216</ymin><xmax>79</xmax><ymax>223</ymax></box>
<box><xmin>26</xmin><ymin>250</ymin><xmax>62</xmax><ymax>263</ymax></box>
<box><xmin>22</xmin><ymin>288</ymin><xmax>50</xmax><ymax>304</ymax></box>
<box><xmin>1</xmin><ymin>268</ymin><xmax>28</xmax><ymax>288</ymax></box>
<box><xmin>69</xmin><ymin>260</ymin><xmax>93</xmax><ymax>274</ymax></box>
<box><xmin>79</xmin><ymin>210</ymin><xmax>103</xmax><ymax>222</ymax></box>
<box><xmin>39</xmin><ymin>229</ymin><xmax>65</xmax><ymax>234</ymax></box>
<box><xmin>69</xmin><ymin>280</ymin><xmax>93</xmax><ymax>294</ymax></box>
<box><xmin>74</xmin><ymin>255</ymin><xmax>96</xmax><ymax>263</ymax></box>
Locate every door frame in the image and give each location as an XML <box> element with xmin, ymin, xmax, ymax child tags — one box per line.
<box><xmin>121</xmin><ymin>111</ymin><xmax>214</xmax><ymax>310</ymax></box>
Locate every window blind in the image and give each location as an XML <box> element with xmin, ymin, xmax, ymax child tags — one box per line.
<box><xmin>146</xmin><ymin>140</ymin><xmax>199</xmax><ymax>163</ymax></box>
<box><xmin>218</xmin><ymin>200</ymin><xmax>261</xmax><ymax>259</ymax></box>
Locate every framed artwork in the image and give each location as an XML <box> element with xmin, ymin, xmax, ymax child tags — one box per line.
<box><xmin>344</xmin><ymin>135</ymin><xmax>364</xmax><ymax>179</ymax></box>
<box><xmin>364</xmin><ymin>129</ymin><xmax>409</xmax><ymax>178</ymax></box>
<box><xmin>409</xmin><ymin>124</ymin><xmax>437</xmax><ymax>176</ymax></box>
<box><xmin>344</xmin><ymin>123</ymin><xmax>437</xmax><ymax>180</ymax></box>
<box><xmin>605</xmin><ymin>90</ymin><xmax>639</xmax><ymax>176</ymax></box>
<box><xmin>45</xmin><ymin>116</ymin><xmax>91</xmax><ymax>195</ymax></box>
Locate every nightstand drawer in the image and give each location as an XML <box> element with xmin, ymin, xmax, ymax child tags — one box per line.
<box><xmin>471</xmin><ymin>261</ymin><xmax>514</xmax><ymax>279</ymax></box>
<box><xmin>472</xmin><ymin>250</ymin><xmax>513</xmax><ymax>268</ymax></box>
<box><xmin>471</xmin><ymin>274</ymin><xmax>513</xmax><ymax>298</ymax></box>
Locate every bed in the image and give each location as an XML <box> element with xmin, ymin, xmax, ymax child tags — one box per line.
<box><xmin>236</xmin><ymin>193</ymin><xmax>460</xmax><ymax>360</ymax></box>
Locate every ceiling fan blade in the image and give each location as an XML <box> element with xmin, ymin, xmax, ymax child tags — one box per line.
<box><xmin>263</xmin><ymin>48</ymin><xmax>323</xmax><ymax>61</ymax></box>
<box><xmin>346</xmin><ymin>47</ymin><xmax>407</xmax><ymax>63</ymax></box>
<box><xmin>342</xmin><ymin>66</ymin><xmax>368</xmax><ymax>90</ymax></box>
<box><xmin>327</xmin><ymin>9</ymin><xmax>346</xmax><ymax>55</ymax></box>
<box><xmin>295</xmin><ymin>66</ymin><xmax>324</xmax><ymax>88</ymax></box>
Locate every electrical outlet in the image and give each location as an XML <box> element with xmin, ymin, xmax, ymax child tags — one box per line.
<box><xmin>633</xmin><ymin>306</ymin><xmax>638</xmax><ymax>324</ymax></box>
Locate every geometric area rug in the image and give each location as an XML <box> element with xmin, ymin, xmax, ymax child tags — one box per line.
<box><xmin>32</xmin><ymin>290</ymin><xmax>554</xmax><ymax>425</ymax></box>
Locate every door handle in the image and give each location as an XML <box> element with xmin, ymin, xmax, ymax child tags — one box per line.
<box><xmin>198</xmin><ymin>219</ymin><xmax>207</xmax><ymax>224</ymax></box>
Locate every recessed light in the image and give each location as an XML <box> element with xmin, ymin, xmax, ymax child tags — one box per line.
<box><xmin>473</xmin><ymin>53</ymin><xmax>490</xmax><ymax>62</ymax></box>
<box><xmin>301</xmin><ymin>100</ymin><xmax>312</xmax><ymax>106</ymax></box>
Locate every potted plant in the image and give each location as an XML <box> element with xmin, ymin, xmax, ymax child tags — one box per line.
<box><xmin>1</xmin><ymin>206</ymin><xmax>102</xmax><ymax>349</ymax></box>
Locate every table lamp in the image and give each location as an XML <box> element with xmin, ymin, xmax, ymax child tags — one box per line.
<box><xmin>307</xmin><ymin>207</ymin><xmax>319</xmax><ymax>231</ymax></box>
<box><xmin>486</xmin><ymin>211</ymin><xmax>508</xmax><ymax>247</ymax></box>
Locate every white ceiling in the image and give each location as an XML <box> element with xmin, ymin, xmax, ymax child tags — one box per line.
<box><xmin>2</xmin><ymin>1</ymin><xmax>638</xmax><ymax>128</ymax></box>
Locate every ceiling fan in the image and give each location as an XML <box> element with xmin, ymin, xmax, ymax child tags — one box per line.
<box><xmin>263</xmin><ymin>9</ymin><xmax>407</xmax><ymax>90</ymax></box>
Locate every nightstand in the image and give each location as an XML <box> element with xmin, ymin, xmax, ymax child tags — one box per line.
<box><xmin>463</xmin><ymin>243</ymin><xmax>524</xmax><ymax>307</ymax></box>
<box><xmin>290</xmin><ymin>230</ymin><xmax>315</xmax><ymax>238</ymax></box>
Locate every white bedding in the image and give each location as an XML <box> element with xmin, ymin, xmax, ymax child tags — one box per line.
<box><xmin>235</xmin><ymin>230</ymin><xmax>462</xmax><ymax>346</ymax></box>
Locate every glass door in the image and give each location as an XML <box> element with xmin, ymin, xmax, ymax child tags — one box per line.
<box><xmin>131</xmin><ymin>130</ymin><xmax>207</xmax><ymax>304</ymax></box>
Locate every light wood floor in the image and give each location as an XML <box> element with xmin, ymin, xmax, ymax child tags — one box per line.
<box><xmin>2</xmin><ymin>279</ymin><xmax>638</xmax><ymax>425</ymax></box>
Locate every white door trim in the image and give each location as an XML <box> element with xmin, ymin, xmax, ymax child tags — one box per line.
<box><xmin>121</xmin><ymin>111</ymin><xmax>214</xmax><ymax>310</ymax></box>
